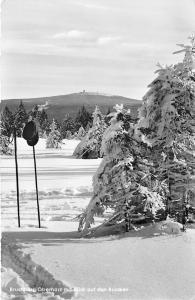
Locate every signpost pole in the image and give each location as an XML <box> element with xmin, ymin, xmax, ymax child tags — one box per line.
<box><xmin>14</xmin><ymin>128</ymin><xmax>20</xmax><ymax>227</ymax></box>
<box><xmin>23</xmin><ymin>120</ymin><xmax>41</xmax><ymax>228</ymax></box>
<box><xmin>33</xmin><ymin>145</ymin><xmax>41</xmax><ymax>228</ymax></box>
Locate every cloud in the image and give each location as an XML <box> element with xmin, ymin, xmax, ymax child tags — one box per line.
<box><xmin>53</xmin><ymin>30</ymin><xmax>87</xmax><ymax>39</ymax></box>
<box><xmin>53</xmin><ymin>31</ymin><xmax>122</xmax><ymax>47</ymax></box>
<box><xmin>52</xmin><ymin>29</ymin><xmax>98</xmax><ymax>49</ymax></box>
<box><xmin>97</xmin><ymin>36</ymin><xmax>121</xmax><ymax>45</ymax></box>
<box><xmin>73</xmin><ymin>1</ymin><xmax>109</xmax><ymax>10</ymax></box>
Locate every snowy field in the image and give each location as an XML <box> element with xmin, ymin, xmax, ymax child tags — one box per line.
<box><xmin>1</xmin><ymin>138</ymin><xmax>195</xmax><ymax>300</ymax></box>
<box><xmin>1</xmin><ymin>138</ymin><xmax>101</xmax><ymax>229</ymax></box>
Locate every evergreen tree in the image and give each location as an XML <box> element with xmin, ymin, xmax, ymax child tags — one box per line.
<box><xmin>0</xmin><ymin>134</ymin><xmax>13</xmax><ymax>155</ymax></box>
<box><xmin>65</xmin><ymin>130</ymin><xmax>73</xmax><ymax>139</ymax></box>
<box><xmin>75</xmin><ymin>105</ymin><xmax>92</xmax><ymax>130</ymax></box>
<box><xmin>46</xmin><ymin>119</ymin><xmax>62</xmax><ymax>148</ymax></box>
<box><xmin>61</xmin><ymin>114</ymin><xmax>75</xmax><ymax>138</ymax></box>
<box><xmin>14</xmin><ymin>101</ymin><xmax>28</xmax><ymax>136</ymax></box>
<box><xmin>77</xmin><ymin>126</ymin><xmax>86</xmax><ymax>139</ymax></box>
<box><xmin>37</xmin><ymin>109</ymin><xmax>50</xmax><ymax>135</ymax></box>
<box><xmin>0</xmin><ymin>105</ymin><xmax>14</xmax><ymax>140</ymax></box>
<box><xmin>85</xmin><ymin>122</ymin><xmax>91</xmax><ymax>133</ymax></box>
<box><xmin>137</xmin><ymin>36</ymin><xmax>195</xmax><ymax>221</ymax></box>
<box><xmin>78</xmin><ymin>105</ymin><xmax>165</xmax><ymax>232</ymax></box>
<box><xmin>73</xmin><ymin>106</ymin><xmax>107</xmax><ymax>159</ymax></box>
<box><xmin>28</xmin><ymin>105</ymin><xmax>50</xmax><ymax>135</ymax></box>
<box><xmin>104</xmin><ymin>107</ymin><xmax>112</xmax><ymax>125</ymax></box>
<box><xmin>29</xmin><ymin>105</ymin><xmax>39</xmax><ymax>120</ymax></box>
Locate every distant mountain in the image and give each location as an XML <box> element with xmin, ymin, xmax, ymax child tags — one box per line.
<box><xmin>0</xmin><ymin>92</ymin><xmax>142</xmax><ymax>122</ymax></box>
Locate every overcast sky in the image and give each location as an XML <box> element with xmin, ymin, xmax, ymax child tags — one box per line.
<box><xmin>1</xmin><ymin>0</ymin><xmax>195</xmax><ymax>100</ymax></box>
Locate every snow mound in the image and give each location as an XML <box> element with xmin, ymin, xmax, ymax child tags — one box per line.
<box><xmin>159</xmin><ymin>219</ymin><xmax>183</xmax><ymax>234</ymax></box>
<box><xmin>1</xmin><ymin>237</ymin><xmax>74</xmax><ymax>299</ymax></box>
<box><xmin>2</xmin><ymin>267</ymin><xmax>29</xmax><ymax>298</ymax></box>
<box><xmin>1</xmin><ymin>267</ymin><xmax>70</xmax><ymax>299</ymax></box>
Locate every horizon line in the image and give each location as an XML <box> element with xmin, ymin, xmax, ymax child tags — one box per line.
<box><xmin>1</xmin><ymin>90</ymin><xmax>142</xmax><ymax>102</ymax></box>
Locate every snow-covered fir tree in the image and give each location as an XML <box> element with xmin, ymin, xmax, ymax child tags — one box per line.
<box><xmin>0</xmin><ymin>131</ymin><xmax>13</xmax><ymax>155</ymax></box>
<box><xmin>77</xmin><ymin>126</ymin><xmax>86</xmax><ymax>139</ymax></box>
<box><xmin>137</xmin><ymin>36</ymin><xmax>195</xmax><ymax>221</ymax></box>
<box><xmin>85</xmin><ymin>122</ymin><xmax>92</xmax><ymax>133</ymax></box>
<box><xmin>78</xmin><ymin>104</ymin><xmax>165</xmax><ymax>232</ymax></box>
<box><xmin>14</xmin><ymin>101</ymin><xmax>28</xmax><ymax>137</ymax></box>
<box><xmin>46</xmin><ymin>119</ymin><xmax>62</xmax><ymax>148</ymax></box>
<box><xmin>0</xmin><ymin>105</ymin><xmax>14</xmax><ymax>140</ymax></box>
<box><xmin>0</xmin><ymin>106</ymin><xmax>14</xmax><ymax>155</ymax></box>
<box><xmin>73</xmin><ymin>106</ymin><xmax>107</xmax><ymax>159</ymax></box>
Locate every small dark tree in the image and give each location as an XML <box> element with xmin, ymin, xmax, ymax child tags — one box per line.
<box><xmin>37</xmin><ymin>109</ymin><xmax>50</xmax><ymax>135</ymax></box>
<box><xmin>75</xmin><ymin>105</ymin><xmax>92</xmax><ymax>130</ymax></box>
<box><xmin>29</xmin><ymin>105</ymin><xmax>51</xmax><ymax>136</ymax></box>
<box><xmin>61</xmin><ymin>114</ymin><xmax>75</xmax><ymax>138</ymax></box>
<box><xmin>29</xmin><ymin>105</ymin><xmax>39</xmax><ymax>120</ymax></box>
<box><xmin>65</xmin><ymin>130</ymin><xmax>73</xmax><ymax>139</ymax></box>
<box><xmin>105</xmin><ymin>107</ymin><xmax>112</xmax><ymax>125</ymax></box>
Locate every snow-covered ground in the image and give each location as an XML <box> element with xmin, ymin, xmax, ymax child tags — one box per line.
<box><xmin>1</xmin><ymin>138</ymin><xmax>195</xmax><ymax>300</ymax></box>
<box><xmin>1</xmin><ymin>138</ymin><xmax>101</xmax><ymax>229</ymax></box>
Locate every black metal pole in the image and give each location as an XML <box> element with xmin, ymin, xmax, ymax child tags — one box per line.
<box><xmin>33</xmin><ymin>145</ymin><xmax>41</xmax><ymax>228</ymax></box>
<box><xmin>14</xmin><ymin>128</ymin><xmax>20</xmax><ymax>227</ymax></box>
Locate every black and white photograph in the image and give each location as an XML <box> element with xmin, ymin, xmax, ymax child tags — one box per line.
<box><xmin>1</xmin><ymin>0</ymin><xmax>195</xmax><ymax>299</ymax></box>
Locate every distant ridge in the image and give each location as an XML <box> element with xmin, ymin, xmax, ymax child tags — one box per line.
<box><xmin>1</xmin><ymin>92</ymin><xmax>142</xmax><ymax>122</ymax></box>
